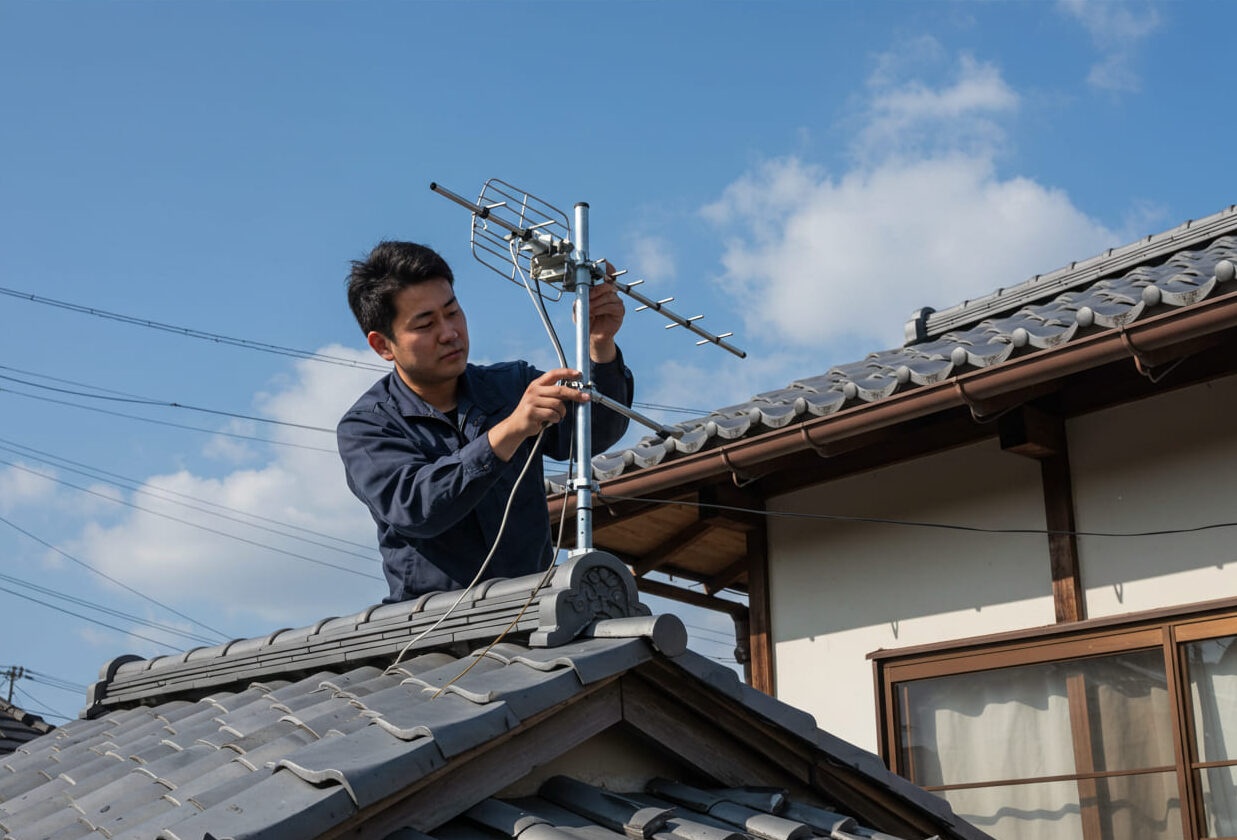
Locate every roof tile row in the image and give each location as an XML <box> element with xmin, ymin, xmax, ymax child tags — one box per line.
<box><xmin>555</xmin><ymin>226</ymin><xmax>1237</xmax><ymax>492</ymax></box>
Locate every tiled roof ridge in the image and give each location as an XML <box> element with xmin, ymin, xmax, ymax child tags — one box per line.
<box><xmin>85</xmin><ymin>551</ymin><xmax>650</xmax><ymax>718</ymax></box>
<box><xmin>0</xmin><ymin>700</ymin><xmax>54</xmax><ymax>756</ymax></box>
<box><xmin>550</xmin><ymin>220</ymin><xmax>1237</xmax><ymax>490</ymax></box>
<box><xmin>0</xmin><ymin>701</ymin><xmax>52</xmax><ymax>737</ymax></box>
<box><xmin>3</xmin><ymin>619</ymin><xmax>986</xmax><ymax>839</ymax></box>
<box><xmin>905</xmin><ymin>204</ymin><xmax>1237</xmax><ymax>342</ymax></box>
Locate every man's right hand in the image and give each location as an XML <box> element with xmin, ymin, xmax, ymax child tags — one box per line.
<box><xmin>487</xmin><ymin>368</ymin><xmax>589</xmax><ymax>462</ymax></box>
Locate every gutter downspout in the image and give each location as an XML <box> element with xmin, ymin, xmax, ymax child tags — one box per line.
<box><xmin>553</xmin><ymin>288</ymin><xmax>1237</xmax><ymax>513</ymax></box>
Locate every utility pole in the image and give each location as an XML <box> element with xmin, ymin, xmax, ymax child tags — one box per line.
<box><xmin>3</xmin><ymin>666</ymin><xmax>24</xmax><ymax>703</ymax></box>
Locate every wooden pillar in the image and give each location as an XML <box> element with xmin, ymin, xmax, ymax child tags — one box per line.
<box><xmin>999</xmin><ymin>404</ymin><xmax>1086</xmax><ymax>623</ymax></box>
<box><xmin>747</xmin><ymin>525</ymin><xmax>775</xmax><ymax>695</ymax></box>
<box><xmin>1042</xmin><ymin>448</ymin><xmax>1086</xmax><ymax>623</ymax></box>
<box><xmin>1066</xmin><ymin>672</ymin><xmax>1104</xmax><ymax>838</ymax></box>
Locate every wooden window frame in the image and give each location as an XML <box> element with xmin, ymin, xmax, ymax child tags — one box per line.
<box><xmin>871</xmin><ymin>597</ymin><xmax>1237</xmax><ymax>840</ymax></box>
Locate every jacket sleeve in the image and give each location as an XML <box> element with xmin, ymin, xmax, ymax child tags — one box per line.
<box><xmin>540</xmin><ymin>346</ymin><xmax>634</xmax><ymax>461</ymax></box>
<box><xmin>337</xmin><ymin>408</ymin><xmax>507</xmax><ymax>540</ymax></box>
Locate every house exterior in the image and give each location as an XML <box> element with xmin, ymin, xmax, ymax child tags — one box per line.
<box><xmin>559</xmin><ymin>208</ymin><xmax>1237</xmax><ymax>839</ymax></box>
<box><xmin>0</xmin><ymin>552</ymin><xmax>987</xmax><ymax>840</ymax></box>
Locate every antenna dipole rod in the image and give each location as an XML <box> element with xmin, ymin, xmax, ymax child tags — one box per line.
<box><xmin>579</xmin><ymin>386</ymin><xmax>684</xmax><ymax>439</ymax></box>
<box><xmin>429</xmin><ymin>182</ymin><xmax>529</xmax><ymax>239</ymax></box>
<box><xmin>613</xmin><ymin>280</ymin><xmax>747</xmax><ymax>359</ymax></box>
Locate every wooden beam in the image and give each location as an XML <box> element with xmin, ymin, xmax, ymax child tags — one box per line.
<box><xmin>746</xmin><ymin>528</ymin><xmax>775</xmax><ymax>696</ymax></box>
<box><xmin>999</xmin><ymin>404</ymin><xmax>1066</xmax><ymax>459</ymax></box>
<box><xmin>636</xmin><ymin>577</ymin><xmax>750</xmax><ymax>620</ymax></box>
<box><xmin>591</xmin><ymin>500</ymin><xmax>663</xmax><ymax>537</ymax></box>
<box><xmin>1042</xmin><ymin>434</ymin><xmax>1086</xmax><ymax>623</ymax></box>
<box><xmin>1066</xmin><ymin>671</ymin><xmax>1104</xmax><ymax>839</ymax></box>
<box><xmin>621</xmin><ymin>672</ymin><xmax>813</xmax><ymax>789</ymax></box>
<box><xmin>704</xmin><ymin>556</ymin><xmax>749</xmax><ymax>594</ymax></box>
<box><xmin>632</xmin><ymin>517</ymin><xmax>719</xmax><ymax>577</ymax></box>
<box><xmin>698</xmin><ymin>484</ymin><xmax>765</xmax><ymax>531</ymax></box>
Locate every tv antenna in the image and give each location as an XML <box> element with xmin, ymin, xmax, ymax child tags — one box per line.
<box><xmin>430</xmin><ymin>179</ymin><xmax>745</xmax><ymax>555</ymax></box>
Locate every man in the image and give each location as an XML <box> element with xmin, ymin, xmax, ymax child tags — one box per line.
<box><xmin>337</xmin><ymin>241</ymin><xmax>633</xmax><ymax>602</ymax></box>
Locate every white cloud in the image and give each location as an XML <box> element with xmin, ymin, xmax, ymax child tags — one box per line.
<box><xmin>645</xmin><ymin>352</ymin><xmax>805</xmax><ymax>419</ymax></box>
<box><xmin>1058</xmin><ymin>0</ymin><xmax>1161</xmax><ymax>92</ymax></box>
<box><xmin>703</xmin><ymin>46</ymin><xmax>1119</xmax><ymax>350</ymax></box>
<box><xmin>626</xmin><ymin>234</ymin><xmax>678</xmax><ymax>285</ymax></box>
<box><xmin>0</xmin><ymin>461</ymin><xmax>59</xmax><ymax>513</ymax></box>
<box><xmin>69</xmin><ymin>345</ymin><xmax>386</xmax><ymax>630</ymax></box>
<box><xmin>858</xmin><ymin>52</ymin><xmax>1018</xmax><ymax>161</ymax></box>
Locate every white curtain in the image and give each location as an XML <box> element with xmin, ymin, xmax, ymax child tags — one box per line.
<box><xmin>1187</xmin><ymin>634</ymin><xmax>1237</xmax><ymax>836</ymax></box>
<box><xmin>901</xmin><ymin>651</ymin><xmax>1181</xmax><ymax>840</ymax></box>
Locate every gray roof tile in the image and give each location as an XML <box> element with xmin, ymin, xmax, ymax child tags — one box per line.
<box><xmin>108</xmin><ymin>799</ymin><xmax>204</xmax><ymax>840</ymax></box>
<box><xmin>163</xmin><ymin>757</ymin><xmax>255</xmax><ymax>806</ymax></box>
<box><xmin>139</xmin><ymin>742</ymin><xmax>234</xmax><ymax>788</ymax></box>
<box><xmin>540</xmin><ymin>775</ymin><xmax>672</xmax><ymax>837</ymax></box>
<box><xmin>0</xmin><ymin>788</ymin><xmax>76</xmax><ymax>832</ymax></box>
<box><xmin>0</xmin><ymin>701</ymin><xmax>54</xmax><ymax>756</ymax></box>
<box><xmin>156</xmin><ymin>769</ymin><xmax>356</xmax><ymax>840</ymax></box>
<box><xmin>509</xmin><ymin>637</ymin><xmax>653</xmax><ymax>684</ymax></box>
<box><xmin>2</xmin><ymin>557</ymin><xmax>984</xmax><ymax>840</ymax></box>
<box><xmin>13</xmin><ymin>805</ymin><xmax>88</xmax><ymax>839</ymax></box>
<box><xmin>368</xmin><ymin>691</ymin><xmax>519</xmax><ymax>758</ymax></box>
<box><xmin>279</xmin><ymin>724</ymin><xmax>445</xmax><ymax>809</ymax></box>
<box><xmin>557</xmin><ymin>221</ymin><xmax>1237</xmax><ymax>489</ymax></box>
<box><xmin>437</xmin><ymin>660</ymin><xmax>582</xmax><ymax>720</ymax></box>
<box><xmin>443</xmin><ymin>779</ymin><xmax>938</xmax><ymax>840</ymax></box>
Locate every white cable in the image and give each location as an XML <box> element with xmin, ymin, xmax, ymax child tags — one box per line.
<box><xmin>387</xmin><ymin>243</ymin><xmax>578</xmax><ymax>673</ymax></box>
<box><xmin>388</xmin><ymin>426</ymin><xmax>546</xmax><ymax>671</ymax></box>
<box><xmin>513</xmin><ymin>240</ymin><xmax>569</xmax><ymax>369</ymax></box>
<box><xmin>429</xmin><ymin>430</ymin><xmax>575</xmax><ymax>698</ymax></box>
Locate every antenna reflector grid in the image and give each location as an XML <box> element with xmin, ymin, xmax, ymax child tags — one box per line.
<box><xmin>469</xmin><ymin>179</ymin><xmax>571</xmax><ymax>302</ymax></box>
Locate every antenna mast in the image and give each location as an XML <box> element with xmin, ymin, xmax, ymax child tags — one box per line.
<box><xmin>430</xmin><ymin>180</ymin><xmax>744</xmax><ymax>555</ymax></box>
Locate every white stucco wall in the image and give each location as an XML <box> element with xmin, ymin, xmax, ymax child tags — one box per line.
<box><xmin>1069</xmin><ymin>372</ymin><xmax>1237</xmax><ymax>618</ymax></box>
<box><xmin>768</xmin><ymin>439</ymin><xmax>1055</xmax><ymax>753</ymax></box>
<box><xmin>766</xmin><ymin>373</ymin><xmax>1237</xmax><ymax>754</ymax></box>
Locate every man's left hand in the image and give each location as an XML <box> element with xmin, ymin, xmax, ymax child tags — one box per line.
<box><xmin>589</xmin><ymin>262</ymin><xmax>625</xmax><ymax>363</ymax></box>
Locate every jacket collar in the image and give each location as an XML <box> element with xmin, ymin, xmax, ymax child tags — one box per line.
<box><xmin>386</xmin><ymin>364</ymin><xmax>503</xmax><ymax>420</ymax></box>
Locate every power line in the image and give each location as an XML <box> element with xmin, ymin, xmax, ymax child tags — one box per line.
<box><xmin>0</xmin><ymin>369</ymin><xmax>335</xmax><ymax>433</ymax></box>
<box><xmin>0</xmin><ymin>512</ymin><xmax>227</xmax><ymax>639</ymax></box>
<box><xmin>0</xmin><ymin>385</ymin><xmax>336</xmax><ymax>453</ymax></box>
<box><xmin>0</xmin><ymin>570</ymin><xmax>218</xmax><ymax>646</ymax></box>
<box><xmin>0</xmin><ymin>440</ymin><xmax>375</xmax><ymax>560</ymax></box>
<box><xmin>0</xmin><ymin>285</ymin><xmax>388</xmax><ymax>372</ymax></box>
<box><xmin>0</xmin><ymin>294</ymin><xmax>704</xmax><ymax>418</ymax></box>
<box><xmin>685</xmin><ymin>623</ymin><xmax>738</xmax><ymax>642</ymax></box>
<box><xmin>0</xmin><ymin>584</ymin><xmax>183</xmax><ymax>652</ymax></box>
<box><xmin>599</xmin><ymin>493</ymin><xmax>1237</xmax><ymax>540</ymax></box>
<box><xmin>0</xmin><ymin>436</ymin><xmax>372</xmax><ymax>551</ymax></box>
<box><xmin>17</xmin><ymin>667</ymin><xmax>87</xmax><ymax>694</ymax></box>
<box><xmin>0</xmin><ymin>460</ymin><xmax>382</xmax><ymax>581</ymax></box>
<box><xmin>13</xmin><ymin>684</ymin><xmax>72</xmax><ymax>721</ymax></box>
<box><xmin>0</xmin><ymin>363</ymin><xmax>143</xmax><ymax>399</ymax></box>
<box><xmin>632</xmin><ymin>401</ymin><xmax>708</xmax><ymax>416</ymax></box>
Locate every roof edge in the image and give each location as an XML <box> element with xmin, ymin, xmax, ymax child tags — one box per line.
<box><xmin>84</xmin><ymin>551</ymin><xmax>649</xmax><ymax>718</ymax></box>
<box><xmin>906</xmin><ymin>204</ymin><xmax>1237</xmax><ymax>342</ymax></box>
<box><xmin>574</xmin><ymin>287</ymin><xmax>1237</xmax><ymax>506</ymax></box>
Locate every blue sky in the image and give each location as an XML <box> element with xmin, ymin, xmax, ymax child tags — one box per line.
<box><xmin>0</xmin><ymin>0</ymin><xmax>1231</xmax><ymax>721</ymax></box>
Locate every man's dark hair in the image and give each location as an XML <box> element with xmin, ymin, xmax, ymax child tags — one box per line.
<box><xmin>347</xmin><ymin>241</ymin><xmax>455</xmax><ymax>337</ymax></box>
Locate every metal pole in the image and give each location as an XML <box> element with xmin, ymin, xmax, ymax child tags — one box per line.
<box><xmin>572</xmin><ymin>202</ymin><xmax>593</xmax><ymax>554</ymax></box>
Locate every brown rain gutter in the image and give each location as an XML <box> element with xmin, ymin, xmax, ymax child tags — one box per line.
<box><xmin>555</xmin><ymin>288</ymin><xmax>1237</xmax><ymax>511</ymax></box>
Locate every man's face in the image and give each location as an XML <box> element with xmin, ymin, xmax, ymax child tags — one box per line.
<box><xmin>367</xmin><ymin>277</ymin><xmax>469</xmax><ymax>394</ymax></box>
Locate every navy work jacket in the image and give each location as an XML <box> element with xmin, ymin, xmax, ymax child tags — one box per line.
<box><xmin>337</xmin><ymin>353</ymin><xmax>633</xmax><ymax>602</ymax></box>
